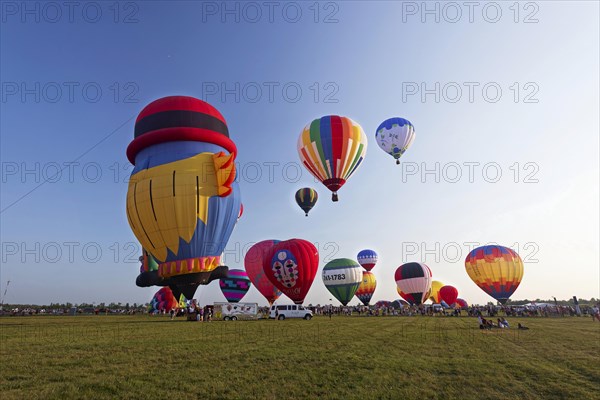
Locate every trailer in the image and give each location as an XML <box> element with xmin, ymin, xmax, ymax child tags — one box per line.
<box><xmin>213</xmin><ymin>302</ymin><xmax>259</xmax><ymax>321</ymax></box>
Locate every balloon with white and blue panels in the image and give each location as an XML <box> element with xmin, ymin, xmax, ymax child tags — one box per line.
<box><xmin>322</xmin><ymin>258</ymin><xmax>363</xmax><ymax>306</ymax></box>
<box><xmin>357</xmin><ymin>249</ymin><xmax>378</xmax><ymax>272</ymax></box>
<box><xmin>375</xmin><ymin>117</ymin><xmax>415</xmax><ymax>165</ymax></box>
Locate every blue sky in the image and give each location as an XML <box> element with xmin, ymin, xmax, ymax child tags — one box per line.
<box><xmin>1</xmin><ymin>1</ymin><xmax>598</xmax><ymax>306</ymax></box>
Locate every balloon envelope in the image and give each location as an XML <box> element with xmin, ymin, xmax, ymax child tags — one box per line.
<box><xmin>355</xmin><ymin>271</ymin><xmax>377</xmax><ymax>306</ymax></box>
<box><xmin>429</xmin><ymin>281</ymin><xmax>444</xmax><ymax>303</ymax></box>
<box><xmin>219</xmin><ymin>269</ymin><xmax>251</xmax><ymax>303</ymax></box>
<box><xmin>394</xmin><ymin>262</ymin><xmax>433</xmax><ymax>306</ymax></box>
<box><xmin>375</xmin><ymin>300</ymin><xmax>391</xmax><ymax>309</ymax></box>
<box><xmin>297</xmin><ymin>115</ymin><xmax>367</xmax><ymax>201</ymax></box>
<box><xmin>465</xmin><ymin>245</ymin><xmax>524</xmax><ymax>304</ymax></box>
<box><xmin>357</xmin><ymin>249</ymin><xmax>378</xmax><ymax>272</ymax></box>
<box><xmin>244</xmin><ymin>240</ymin><xmax>282</xmax><ymax>305</ymax></box>
<box><xmin>263</xmin><ymin>239</ymin><xmax>319</xmax><ymax>305</ymax></box>
<box><xmin>126</xmin><ymin>96</ymin><xmax>240</xmax><ymax>299</ymax></box>
<box><xmin>439</xmin><ymin>285</ymin><xmax>459</xmax><ymax>306</ymax></box>
<box><xmin>295</xmin><ymin>188</ymin><xmax>318</xmax><ymax>216</ymax></box>
<box><xmin>391</xmin><ymin>299</ymin><xmax>409</xmax><ymax>309</ymax></box>
<box><xmin>322</xmin><ymin>258</ymin><xmax>363</xmax><ymax>306</ymax></box>
<box><xmin>455</xmin><ymin>298</ymin><xmax>469</xmax><ymax>308</ymax></box>
<box><xmin>375</xmin><ymin>117</ymin><xmax>415</xmax><ymax>164</ymax></box>
<box><xmin>150</xmin><ymin>287</ymin><xmax>185</xmax><ymax>312</ymax></box>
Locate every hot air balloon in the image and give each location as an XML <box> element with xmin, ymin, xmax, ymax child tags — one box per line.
<box><xmin>391</xmin><ymin>299</ymin><xmax>409</xmax><ymax>309</ymax></box>
<box><xmin>126</xmin><ymin>96</ymin><xmax>241</xmax><ymax>299</ymax></box>
<box><xmin>295</xmin><ymin>188</ymin><xmax>318</xmax><ymax>216</ymax></box>
<box><xmin>219</xmin><ymin>269</ymin><xmax>251</xmax><ymax>303</ymax></box>
<box><xmin>455</xmin><ymin>298</ymin><xmax>468</xmax><ymax>308</ymax></box>
<box><xmin>322</xmin><ymin>258</ymin><xmax>363</xmax><ymax>306</ymax></box>
<box><xmin>357</xmin><ymin>249</ymin><xmax>378</xmax><ymax>272</ymax></box>
<box><xmin>375</xmin><ymin>117</ymin><xmax>415</xmax><ymax>165</ymax></box>
<box><xmin>429</xmin><ymin>281</ymin><xmax>444</xmax><ymax>303</ymax></box>
<box><xmin>465</xmin><ymin>245</ymin><xmax>524</xmax><ymax>305</ymax></box>
<box><xmin>375</xmin><ymin>300</ymin><xmax>391</xmax><ymax>309</ymax></box>
<box><xmin>356</xmin><ymin>271</ymin><xmax>377</xmax><ymax>306</ymax></box>
<box><xmin>149</xmin><ymin>287</ymin><xmax>186</xmax><ymax>312</ymax></box>
<box><xmin>244</xmin><ymin>240</ymin><xmax>282</xmax><ymax>305</ymax></box>
<box><xmin>238</xmin><ymin>203</ymin><xmax>244</xmax><ymax>221</ymax></box>
<box><xmin>263</xmin><ymin>239</ymin><xmax>319</xmax><ymax>305</ymax></box>
<box><xmin>297</xmin><ymin>115</ymin><xmax>367</xmax><ymax>201</ymax></box>
<box><xmin>439</xmin><ymin>285</ymin><xmax>458</xmax><ymax>306</ymax></box>
<box><xmin>394</xmin><ymin>262</ymin><xmax>432</xmax><ymax>306</ymax></box>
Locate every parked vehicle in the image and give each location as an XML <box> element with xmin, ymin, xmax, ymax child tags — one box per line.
<box><xmin>269</xmin><ymin>304</ymin><xmax>313</xmax><ymax>320</ymax></box>
<box><xmin>213</xmin><ymin>302</ymin><xmax>258</xmax><ymax>321</ymax></box>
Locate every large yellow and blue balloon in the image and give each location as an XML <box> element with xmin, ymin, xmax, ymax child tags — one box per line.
<box><xmin>465</xmin><ymin>245</ymin><xmax>524</xmax><ymax>305</ymax></box>
<box><xmin>375</xmin><ymin>118</ymin><xmax>415</xmax><ymax>165</ymax></box>
<box><xmin>297</xmin><ymin>115</ymin><xmax>367</xmax><ymax>201</ymax></box>
<box><xmin>126</xmin><ymin>96</ymin><xmax>241</xmax><ymax>299</ymax></box>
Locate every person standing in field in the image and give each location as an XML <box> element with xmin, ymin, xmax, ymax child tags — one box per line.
<box><xmin>591</xmin><ymin>305</ymin><xmax>600</xmax><ymax>322</ymax></box>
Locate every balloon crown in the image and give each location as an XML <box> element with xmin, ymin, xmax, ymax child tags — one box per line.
<box><xmin>126</xmin><ymin>96</ymin><xmax>237</xmax><ymax>164</ymax></box>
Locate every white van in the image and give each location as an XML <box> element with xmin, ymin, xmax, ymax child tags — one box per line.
<box><xmin>269</xmin><ymin>304</ymin><xmax>313</xmax><ymax>320</ymax></box>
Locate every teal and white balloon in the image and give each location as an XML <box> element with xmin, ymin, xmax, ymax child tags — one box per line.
<box><xmin>322</xmin><ymin>258</ymin><xmax>363</xmax><ymax>306</ymax></box>
<box><xmin>375</xmin><ymin>117</ymin><xmax>415</xmax><ymax>165</ymax></box>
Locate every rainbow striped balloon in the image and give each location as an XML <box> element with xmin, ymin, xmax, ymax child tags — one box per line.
<box><xmin>297</xmin><ymin>116</ymin><xmax>367</xmax><ymax>201</ymax></box>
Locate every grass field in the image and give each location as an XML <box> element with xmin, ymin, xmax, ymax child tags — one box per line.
<box><xmin>1</xmin><ymin>315</ymin><xmax>599</xmax><ymax>399</ymax></box>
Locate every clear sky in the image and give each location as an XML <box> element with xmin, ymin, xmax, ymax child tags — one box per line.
<box><xmin>1</xmin><ymin>1</ymin><xmax>598</xmax><ymax>306</ymax></box>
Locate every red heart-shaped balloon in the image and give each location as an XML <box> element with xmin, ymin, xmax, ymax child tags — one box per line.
<box><xmin>244</xmin><ymin>240</ymin><xmax>282</xmax><ymax>306</ymax></box>
<box><xmin>262</xmin><ymin>239</ymin><xmax>319</xmax><ymax>305</ymax></box>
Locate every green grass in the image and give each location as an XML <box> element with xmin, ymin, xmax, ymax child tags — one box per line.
<box><xmin>1</xmin><ymin>315</ymin><xmax>599</xmax><ymax>399</ymax></box>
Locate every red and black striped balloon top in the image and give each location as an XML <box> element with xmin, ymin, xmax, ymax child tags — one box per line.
<box><xmin>394</xmin><ymin>262</ymin><xmax>430</xmax><ymax>280</ymax></box>
<box><xmin>127</xmin><ymin>96</ymin><xmax>236</xmax><ymax>164</ymax></box>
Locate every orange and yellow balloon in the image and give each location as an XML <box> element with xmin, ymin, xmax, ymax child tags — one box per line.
<box><xmin>465</xmin><ymin>245</ymin><xmax>524</xmax><ymax>304</ymax></box>
<box><xmin>355</xmin><ymin>271</ymin><xmax>377</xmax><ymax>306</ymax></box>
